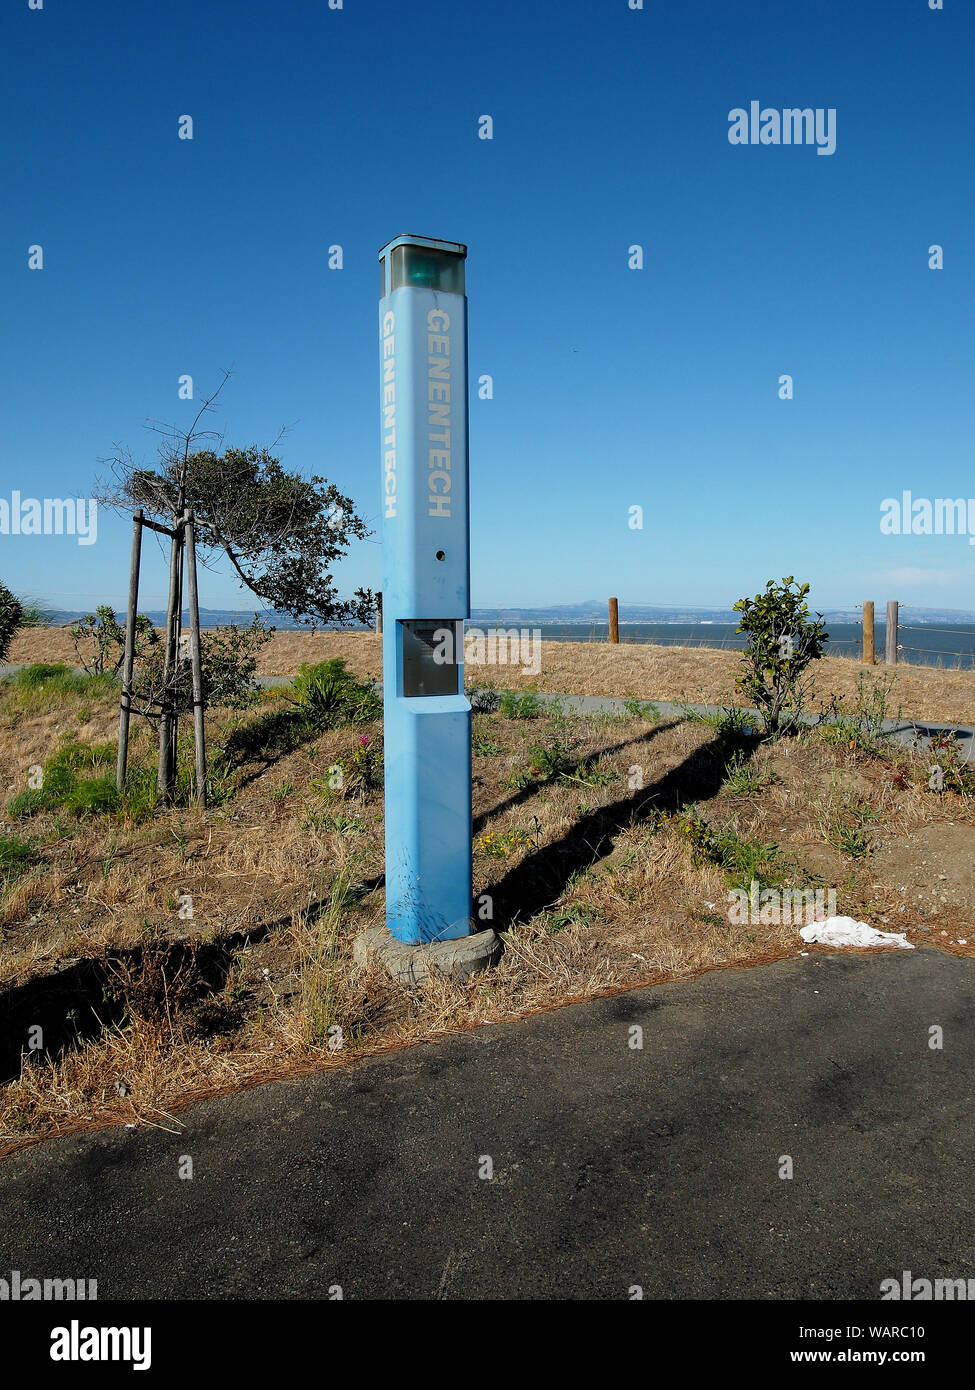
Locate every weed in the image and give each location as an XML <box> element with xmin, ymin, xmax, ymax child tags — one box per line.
<box><xmin>475</xmin><ymin>827</ymin><xmax>536</xmax><ymax>858</ymax></box>
<box><xmin>0</xmin><ymin>832</ymin><xmax>34</xmax><ymax>890</ymax></box>
<box><xmin>2</xmin><ymin>665</ymin><xmax>116</xmax><ymax>719</ymax></box>
<box><xmin>817</xmin><ymin>672</ymin><xmax>900</xmax><ymax>753</ymax></box>
<box><xmin>472</xmin><ymin>728</ymin><xmax>504</xmax><ymax>756</ymax></box>
<box><xmin>469</xmin><ymin>688</ymin><xmax>501</xmax><ymax>714</ymax></box>
<box><xmin>499</xmin><ymin>689</ymin><xmax>543</xmax><ymax>719</ymax></box>
<box><xmin>622</xmin><ymin>697</ymin><xmax>660</xmax><ymax>721</ymax></box>
<box><xmin>539</xmin><ymin>904</ymin><xmax>594</xmax><ymax>932</ymax></box>
<box><xmin>925</xmin><ymin>730</ymin><xmax>974</xmax><ymax>795</ymax></box>
<box><xmin>679</xmin><ymin>701</ymin><xmax>756</xmax><ymax>739</ymax></box>
<box><xmin>816</xmin><ymin>776</ymin><xmax>880</xmax><ymax>858</ymax></box>
<box><xmin>723</xmin><ymin>750</ymin><xmax>778</xmax><ymax>797</ymax></box>
<box><xmin>680</xmin><ymin>812</ymin><xmax>786</xmax><ymax>890</ymax></box>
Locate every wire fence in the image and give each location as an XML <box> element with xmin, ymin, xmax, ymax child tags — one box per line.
<box><xmin>586</xmin><ymin>601</ymin><xmax>975</xmax><ymax>670</ymax></box>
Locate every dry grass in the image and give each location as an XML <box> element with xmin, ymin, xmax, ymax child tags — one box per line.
<box><xmin>10</xmin><ymin>626</ymin><xmax>975</xmax><ymax>724</ymax></box>
<box><xmin>2</xmin><ymin>662</ymin><xmax>974</xmax><ymax>1154</ymax></box>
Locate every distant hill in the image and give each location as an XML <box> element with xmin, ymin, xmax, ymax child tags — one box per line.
<box><xmin>43</xmin><ymin>607</ymin><xmax>339</xmax><ymax>632</ymax></box>
<box><xmin>38</xmin><ymin>601</ymin><xmax>975</xmax><ymax>630</ymax></box>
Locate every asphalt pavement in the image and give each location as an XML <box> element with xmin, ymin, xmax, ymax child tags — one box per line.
<box><xmin>1</xmin><ymin>947</ymin><xmax>973</xmax><ymax>1300</ymax></box>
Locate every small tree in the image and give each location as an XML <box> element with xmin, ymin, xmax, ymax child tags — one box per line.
<box><xmin>98</xmin><ymin>373</ymin><xmax>375</xmax><ymax>628</ymax></box>
<box><xmin>0</xmin><ymin>583</ymin><xmax>23</xmax><ymax>662</ymax></box>
<box><xmin>71</xmin><ymin>605</ymin><xmax>159</xmax><ymax>677</ymax></box>
<box><xmin>733</xmin><ymin>577</ymin><xmax>828</xmax><ymax>737</ymax></box>
<box><xmin>97</xmin><ymin>373</ymin><xmax>375</xmax><ymax>802</ymax></box>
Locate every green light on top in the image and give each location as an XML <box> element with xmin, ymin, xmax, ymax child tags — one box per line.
<box><xmin>388</xmin><ymin>244</ymin><xmax>465</xmax><ymax>295</ymax></box>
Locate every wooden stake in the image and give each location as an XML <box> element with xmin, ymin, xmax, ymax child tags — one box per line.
<box><xmin>116</xmin><ymin>509</ymin><xmax>143</xmax><ymax>790</ymax></box>
<box><xmin>862</xmin><ymin>601</ymin><xmax>875</xmax><ymax>665</ymax></box>
<box><xmin>608</xmin><ymin>596</ymin><xmax>619</xmax><ymax>644</ymax></box>
<box><xmin>376</xmin><ymin>591</ymin><xmax>383</xmax><ymax>634</ymax></box>
<box><xmin>157</xmin><ymin>519</ymin><xmax>184</xmax><ymax>801</ymax></box>
<box><xmin>184</xmin><ymin>509</ymin><xmax>207</xmax><ymax>808</ymax></box>
<box><xmin>885</xmin><ymin>600</ymin><xmax>899</xmax><ymax>665</ymax></box>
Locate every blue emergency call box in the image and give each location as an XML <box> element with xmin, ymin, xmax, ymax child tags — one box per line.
<box><xmin>378</xmin><ymin>235</ymin><xmax>473</xmax><ymax>944</ymax></box>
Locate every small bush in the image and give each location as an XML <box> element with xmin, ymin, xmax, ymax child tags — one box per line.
<box><xmin>469</xmin><ymin>688</ymin><xmax>501</xmax><ymax>714</ymax></box>
<box><xmin>133</xmin><ymin>618</ymin><xmax>271</xmax><ymax>715</ymax></box>
<box><xmin>222</xmin><ymin>660</ymin><xmax>380</xmax><ymax>769</ymax></box>
<box><xmin>0</xmin><ymin>582</ymin><xmax>23</xmax><ymax>662</ymax></box>
<box><xmin>71</xmin><ymin>605</ymin><xmax>158</xmax><ymax>677</ymax></box>
<box><xmin>287</xmin><ymin>658</ymin><xmax>381</xmax><ymax>728</ymax></box>
<box><xmin>733</xmin><ymin>577</ymin><xmax>827</xmax><ymax>737</ymax></box>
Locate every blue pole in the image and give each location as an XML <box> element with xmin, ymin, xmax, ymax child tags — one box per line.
<box><xmin>378</xmin><ymin>235</ymin><xmax>472</xmax><ymax>945</ymax></box>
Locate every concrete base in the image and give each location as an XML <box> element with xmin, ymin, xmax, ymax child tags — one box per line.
<box><xmin>353</xmin><ymin>925</ymin><xmax>501</xmax><ymax>985</ymax></box>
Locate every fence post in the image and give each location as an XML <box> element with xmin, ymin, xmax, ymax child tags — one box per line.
<box><xmin>375</xmin><ymin>591</ymin><xmax>383</xmax><ymax>634</ymax></box>
<box><xmin>608</xmin><ymin>596</ymin><xmax>619</xmax><ymax>644</ymax></box>
<box><xmin>116</xmin><ymin>508</ymin><xmax>143</xmax><ymax>790</ymax></box>
<box><xmin>885</xmin><ymin>600</ymin><xmax>899</xmax><ymax>665</ymax></box>
<box><xmin>862</xmin><ymin>601</ymin><xmax>875</xmax><ymax>665</ymax></box>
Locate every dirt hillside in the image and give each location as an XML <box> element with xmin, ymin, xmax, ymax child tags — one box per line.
<box><xmin>8</xmin><ymin>626</ymin><xmax>975</xmax><ymax>725</ymax></box>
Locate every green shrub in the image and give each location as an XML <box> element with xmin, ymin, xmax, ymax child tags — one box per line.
<box><xmin>287</xmin><ymin>658</ymin><xmax>381</xmax><ymax>728</ymax></box>
<box><xmin>0</xmin><ymin>582</ymin><xmax>23</xmax><ymax>662</ymax></box>
<box><xmin>733</xmin><ymin>578</ymin><xmax>827</xmax><ymax>737</ymax></box>
<box><xmin>133</xmin><ymin>618</ymin><xmax>271</xmax><ymax>714</ymax></box>
<box><xmin>222</xmin><ymin>659</ymin><xmax>380</xmax><ymax>769</ymax></box>
<box><xmin>71</xmin><ymin>605</ymin><xmax>158</xmax><ymax>676</ymax></box>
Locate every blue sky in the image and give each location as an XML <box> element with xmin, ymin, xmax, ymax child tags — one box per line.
<box><xmin>2</xmin><ymin>0</ymin><xmax>972</xmax><ymax>616</ymax></box>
